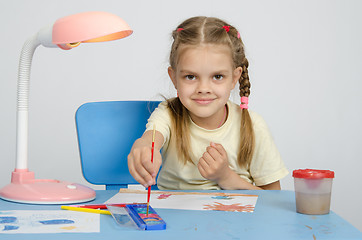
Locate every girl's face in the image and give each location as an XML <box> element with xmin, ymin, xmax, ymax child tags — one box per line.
<box><xmin>168</xmin><ymin>43</ymin><xmax>242</xmax><ymax>129</ymax></box>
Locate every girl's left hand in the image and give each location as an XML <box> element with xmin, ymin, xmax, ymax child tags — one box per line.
<box><xmin>197</xmin><ymin>142</ymin><xmax>231</xmax><ymax>183</ymax></box>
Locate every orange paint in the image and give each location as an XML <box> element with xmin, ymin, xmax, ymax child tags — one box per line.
<box><xmin>157</xmin><ymin>194</ymin><xmax>172</xmax><ymax>200</ymax></box>
<box><xmin>60</xmin><ymin>226</ymin><xmax>76</xmax><ymax>230</ymax></box>
<box><xmin>138</xmin><ymin>213</ymin><xmax>161</xmax><ymax>221</ymax></box>
<box><xmin>305</xmin><ymin>225</ymin><xmax>312</xmax><ymax>230</ymax></box>
<box><xmin>203</xmin><ymin>202</ymin><xmax>254</xmax><ymax>212</ymax></box>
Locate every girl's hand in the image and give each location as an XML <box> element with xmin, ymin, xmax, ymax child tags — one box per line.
<box><xmin>198</xmin><ymin>142</ymin><xmax>281</xmax><ymax>190</ymax></box>
<box><xmin>127</xmin><ymin>131</ymin><xmax>163</xmax><ymax>188</ymax></box>
<box><xmin>197</xmin><ymin>142</ymin><xmax>231</xmax><ymax>183</ymax></box>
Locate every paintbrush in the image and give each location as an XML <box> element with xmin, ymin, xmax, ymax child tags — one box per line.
<box><xmin>147</xmin><ymin>125</ymin><xmax>156</xmax><ymax>216</ymax></box>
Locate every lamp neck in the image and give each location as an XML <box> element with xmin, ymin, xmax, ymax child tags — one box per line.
<box><xmin>16</xmin><ymin>35</ymin><xmax>40</xmax><ymax>169</ymax></box>
<box><xmin>17</xmin><ymin>34</ymin><xmax>40</xmax><ymax>111</ymax></box>
<box><xmin>37</xmin><ymin>24</ymin><xmax>58</xmax><ymax>48</ymax></box>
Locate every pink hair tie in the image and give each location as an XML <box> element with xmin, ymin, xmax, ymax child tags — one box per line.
<box><xmin>177</xmin><ymin>28</ymin><xmax>184</xmax><ymax>32</ymax></box>
<box><xmin>222</xmin><ymin>26</ymin><xmax>230</xmax><ymax>33</ymax></box>
<box><xmin>240</xmin><ymin>96</ymin><xmax>249</xmax><ymax>109</ymax></box>
<box><xmin>237</xmin><ymin>32</ymin><xmax>241</xmax><ymax>39</ymax></box>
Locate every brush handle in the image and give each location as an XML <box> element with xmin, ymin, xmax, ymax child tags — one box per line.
<box><xmin>147</xmin><ymin>187</ymin><xmax>151</xmax><ymax>204</ymax></box>
<box><xmin>147</xmin><ymin>125</ymin><xmax>156</xmax><ymax>215</ymax></box>
<box><xmin>147</xmin><ymin>141</ymin><xmax>155</xmax><ymax>214</ymax></box>
<box><xmin>147</xmin><ymin>126</ymin><xmax>155</xmax><ymax>216</ymax></box>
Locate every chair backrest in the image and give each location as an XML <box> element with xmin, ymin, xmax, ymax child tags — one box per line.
<box><xmin>75</xmin><ymin>100</ymin><xmax>161</xmax><ymax>190</ymax></box>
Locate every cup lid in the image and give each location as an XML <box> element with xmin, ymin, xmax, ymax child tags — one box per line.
<box><xmin>293</xmin><ymin>169</ymin><xmax>335</xmax><ymax>179</ymax></box>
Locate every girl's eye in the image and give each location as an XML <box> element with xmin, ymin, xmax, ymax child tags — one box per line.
<box><xmin>185</xmin><ymin>75</ymin><xmax>196</xmax><ymax>80</ymax></box>
<box><xmin>213</xmin><ymin>75</ymin><xmax>224</xmax><ymax>81</ymax></box>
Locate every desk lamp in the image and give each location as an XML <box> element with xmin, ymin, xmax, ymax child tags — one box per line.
<box><xmin>0</xmin><ymin>11</ymin><xmax>133</xmax><ymax>204</ymax></box>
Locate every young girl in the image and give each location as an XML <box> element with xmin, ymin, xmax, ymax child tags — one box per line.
<box><xmin>128</xmin><ymin>16</ymin><xmax>288</xmax><ymax>190</ymax></box>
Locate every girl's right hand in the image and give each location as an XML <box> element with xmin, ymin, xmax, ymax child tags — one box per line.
<box><xmin>127</xmin><ymin>130</ymin><xmax>163</xmax><ymax>188</ymax></box>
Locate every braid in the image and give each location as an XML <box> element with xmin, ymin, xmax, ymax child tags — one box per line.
<box><xmin>237</xmin><ymin>57</ymin><xmax>254</xmax><ymax>168</ymax></box>
<box><xmin>239</xmin><ymin>58</ymin><xmax>251</xmax><ymax>97</ymax></box>
<box><xmin>225</xmin><ymin>28</ymin><xmax>254</xmax><ymax>168</ymax></box>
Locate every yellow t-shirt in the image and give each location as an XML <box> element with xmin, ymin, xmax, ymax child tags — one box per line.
<box><xmin>146</xmin><ymin>100</ymin><xmax>288</xmax><ymax>190</ymax></box>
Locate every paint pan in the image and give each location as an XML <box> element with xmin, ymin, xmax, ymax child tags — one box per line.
<box><xmin>126</xmin><ymin>204</ymin><xmax>166</xmax><ymax>230</ymax></box>
<box><xmin>106</xmin><ymin>204</ymin><xmax>166</xmax><ymax>230</ymax></box>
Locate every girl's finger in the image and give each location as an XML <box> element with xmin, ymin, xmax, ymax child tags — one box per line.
<box><xmin>197</xmin><ymin>160</ymin><xmax>207</xmax><ymax>178</ymax></box>
<box><xmin>138</xmin><ymin>154</ymin><xmax>156</xmax><ymax>186</ymax></box>
<box><xmin>201</xmin><ymin>151</ymin><xmax>214</xmax><ymax>165</ymax></box>
<box><xmin>128</xmin><ymin>149</ymin><xmax>154</xmax><ymax>187</ymax></box>
<box><xmin>206</xmin><ymin>146</ymin><xmax>221</xmax><ymax>160</ymax></box>
<box><xmin>128</xmin><ymin>156</ymin><xmax>148</xmax><ymax>187</ymax></box>
<box><xmin>209</xmin><ymin>142</ymin><xmax>227</xmax><ymax>158</ymax></box>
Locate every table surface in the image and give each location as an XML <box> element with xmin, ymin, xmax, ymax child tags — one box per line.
<box><xmin>0</xmin><ymin>190</ymin><xmax>361</xmax><ymax>239</ymax></box>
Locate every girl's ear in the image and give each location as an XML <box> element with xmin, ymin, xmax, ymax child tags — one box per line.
<box><xmin>232</xmin><ymin>66</ymin><xmax>243</xmax><ymax>89</ymax></box>
<box><xmin>168</xmin><ymin>67</ymin><xmax>177</xmax><ymax>89</ymax></box>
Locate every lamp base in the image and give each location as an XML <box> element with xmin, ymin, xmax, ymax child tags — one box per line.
<box><xmin>0</xmin><ymin>169</ymin><xmax>96</xmax><ymax>204</ymax></box>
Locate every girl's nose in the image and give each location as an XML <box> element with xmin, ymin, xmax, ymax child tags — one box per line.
<box><xmin>196</xmin><ymin>79</ymin><xmax>211</xmax><ymax>94</ymax></box>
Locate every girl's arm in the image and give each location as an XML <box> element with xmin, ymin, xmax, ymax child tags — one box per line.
<box><xmin>127</xmin><ymin>130</ymin><xmax>164</xmax><ymax>188</ymax></box>
<box><xmin>259</xmin><ymin>181</ymin><xmax>281</xmax><ymax>190</ymax></box>
<box><xmin>217</xmin><ymin>170</ymin><xmax>281</xmax><ymax>190</ymax></box>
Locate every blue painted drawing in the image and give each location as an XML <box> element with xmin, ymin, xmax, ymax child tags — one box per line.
<box><xmin>3</xmin><ymin>225</ymin><xmax>19</xmax><ymax>231</ymax></box>
<box><xmin>211</xmin><ymin>195</ymin><xmax>233</xmax><ymax>200</ymax></box>
<box><xmin>0</xmin><ymin>217</ymin><xmax>17</xmax><ymax>224</ymax></box>
<box><xmin>39</xmin><ymin>219</ymin><xmax>75</xmax><ymax>225</ymax></box>
<box><xmin>0</xmin><ymin>210</ymin><xmax>99</xmax><ymax>233</ymax></box>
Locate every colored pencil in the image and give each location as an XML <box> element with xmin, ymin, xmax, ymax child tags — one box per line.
<box><xmin>61</xmin><ymin>206</ymin><xmax>111</xmax><ymax>215</ymax></box>
<box><xmin>68</xmin><ymin>203</ymin><xmax>128</xmax><ymax>209</ymax></box>
<box><xmin>69</xmin><ymin>204</ymin><xmax>108</xmax><ymax>209</ymax></box>
<box><xmin>147</xmin><ymin>125</ymin><xmax>156</xmax><ymax>216</ymax></box>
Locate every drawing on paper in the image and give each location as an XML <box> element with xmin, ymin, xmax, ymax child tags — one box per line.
<box><xmin>157</xmin><ymin>194</ymin><xmax>172</xmax><ymax>200</ymax></box>
<box><xmin>203</xmin><ymin>202</ymin><xmax>255</xmax><ymax>212</ymax></box>
<box><xmin>0</xmin><ymin>217</ymin><xmax>17</xmax><ymax>224</ymax></box>
<box><xmin>0</xmin><ymin>210</ymin><xmax>100</xmax><ymax>234</ymax></box>
<box><xmin>211</xmin><ymin>195</ymin><xmax>233</xmax><ymax>200</ymax></box>
<box><xmin>3</xmin><ymin>225</ymin><xmax>19</xmax><ymax>231</ymax></box>
<box><xmin>39</xmin><ymin>219</ymin><xmax>75</xmax><ymax>225</ymax></box>
<box><xmin>106</xmin><ymin>189</ymin><xmax>258</xmax><ymax>213</ymax></box>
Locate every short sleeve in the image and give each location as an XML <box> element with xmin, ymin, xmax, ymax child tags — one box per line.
<box><xmin>249</xmin><ymin>112</ymin><xmax>289</xmax><ymax>186</ymax></box>
<box><xmin>145</xmin><ymin>101</ymin><xmax>171</xmax><ymax>148</ymax></box>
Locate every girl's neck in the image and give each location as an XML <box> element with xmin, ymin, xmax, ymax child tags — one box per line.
<box><xmin>217</xmin><ymin>104</ymin><xmax>227</xmax><ymax>128</ymax></box>
<box><xmin>190</xmin><ymin>104</ymin><xmax>228</xmax><ymax>130</ymax></box>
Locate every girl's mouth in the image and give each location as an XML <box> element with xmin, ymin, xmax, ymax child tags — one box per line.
<box><xmin>194</xmin><ymin>99</ymin><xmax>214</xmax><ymax>105</ymax></box>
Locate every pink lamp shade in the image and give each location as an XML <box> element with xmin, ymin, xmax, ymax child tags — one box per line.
<box><xmin>53</xmin><ymin>11</ymin><xmax>133</xmax><ymax>50</ymax></box>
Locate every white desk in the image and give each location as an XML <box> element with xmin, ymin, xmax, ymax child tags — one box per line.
<box><xmin>0</xmin><ymin>190</ymin><xmax>361</xmax><ymax>239</ymax></box>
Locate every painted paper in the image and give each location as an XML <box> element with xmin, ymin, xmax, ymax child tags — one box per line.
<box><xmin>106</xmin><ymin>189</ymin><xmax>258</xmax><ymax>213</ymax></box>
<box><xmin>0</xmin><ymin>210</ymin><xmax>99</xmax><ymax>234</ymax></box>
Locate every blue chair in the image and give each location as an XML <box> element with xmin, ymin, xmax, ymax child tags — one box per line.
<box><xmin>75</xmin><ymin>100</ymin><xmax>161</xmax><ymax>190</ymax></box>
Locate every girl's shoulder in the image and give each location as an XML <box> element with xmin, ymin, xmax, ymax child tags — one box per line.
<box><xmin>228</xmin><ymin>101</ymin><xmax>263</xmax><ymax>120</ymax></box>
<box><xmin>158</xmin><ymin>100</ymin><xmax>168</xmax><ymax>108</ymax></box>
<box><xmin>151</xmin><ymin>100</ymin><xmax>169</xmax><ymax>113</ymax></box>
<box><xmin>228</xmin><ymin>101</ymin><xmax>268</xmax><ymax>131</ymax></box>
<box><xmin>148</xmin><ymin>100</ymin><xmax>170</xmax><ymax>121</ymax></box>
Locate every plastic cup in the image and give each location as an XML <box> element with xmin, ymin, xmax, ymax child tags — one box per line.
<box><xmin>292</xmin><ymin>169</ymin><xmax>335</xmax><ymax>215</ymax></box>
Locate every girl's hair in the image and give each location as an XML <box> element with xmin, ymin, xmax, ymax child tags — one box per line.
<box><xmin>167</xmin><ymin>16</ymin><xmax>254</xmax><ymax>168</ymax></box>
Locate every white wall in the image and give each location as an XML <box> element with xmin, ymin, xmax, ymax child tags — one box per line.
<box><xmin>1</xmin><ymin>0</ymin><xmax>361</xmax><ymax>231</ymax></box>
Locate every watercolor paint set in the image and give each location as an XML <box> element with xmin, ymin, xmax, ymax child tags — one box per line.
<box><xmin>106</xmin><ymin>204</ymin><xmax>166</xmax><ymax>230</ymax></box>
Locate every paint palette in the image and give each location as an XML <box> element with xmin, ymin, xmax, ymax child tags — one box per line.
<box><xmin>107</xmin><ymin>204</ymin><xmax>166</xmax><ymax>230</ymax></box>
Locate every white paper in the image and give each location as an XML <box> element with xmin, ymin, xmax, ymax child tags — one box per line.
<box><xmin>0</xmin><ymin>210</ymin><xmax>100</xmax><ymax>234</ymax></box>
<box><xmin>106</xmin><ymin>190</ymin><xmax>258</xmax><ymax>212</ymax></box>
